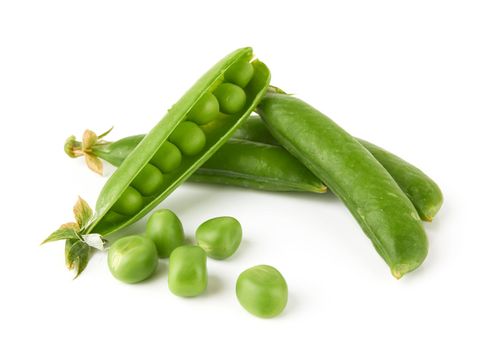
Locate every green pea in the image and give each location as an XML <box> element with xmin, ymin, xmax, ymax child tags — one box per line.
<box><xmin>188</xmin><ymin>93</ymin><xmax>219</xmax><ymax>125</ymax></box>
<box><xmin>169</xmin><ymin>121</ymin><xmax>206</xmax><ymax>156</ymax></box>
<box><xmin>195</xmin><ymin>216</ymin><xmax>242</xmax><ymax>260</ymax></box>
<box><xmin>150</xmin><ymin>141</ymin><xmax>182</xmax><ymax>173</ymax></box>
<box><xmin>236</xmin><ymin>265</ymin><xmax>288</xmax><ymax>318</ymax></box>
<box><xmin>107</xmin><ymin>235</ymin><xmax>158</xmax><ymax>284</ymax></box>
<box><xmin>168</xmin><ymin>245</ymin><xmax>207</xmax><ymax>297</ymax></box>
<box><xmin>225</xmin><ymin>61</ymin><xmax>254</xmax><ymax>88</ymax></box>
<box><xmin>213</xmin><ymin>83</ymin><xmax>246</xmax><ymax>114</ymax></box>
<box><xmin>131</xmin><ymin>164</ymin><xmax>164</xmax><ymax>196</ymax></box>
<box><xmin>145</xmin><ymin>209</ymin><xmax>185</xmax><ymax>258</ymax></box>
<box><xmin>112</xmin><ymin>187</ymin><xmax>143</xmax><ymax>216</ymax></box>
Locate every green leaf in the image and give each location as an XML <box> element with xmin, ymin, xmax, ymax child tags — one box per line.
<box><xmin>66</xmin><ymin>240</ymin><xmax>91</xmax><ymax>278</ymax></box>
<box><xmin>73</xmin><ymin>197</ymin><xmax>93</xmax><ymax>228</ymax></box>
<box><xmin>41</xmin><ymin>225</ymin><xmax>78</xmax><ymax>244</ymax></box>
<box><xmin>65</xmin><ymin>239</ymin><xmax>77</xmax><ymax>268</ymax></box>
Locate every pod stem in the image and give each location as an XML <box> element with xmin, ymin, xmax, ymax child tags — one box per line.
<box><xmin>63</xmin><ymin>127</ymin><xmax>113</xmax><ymax>175</ymax></box>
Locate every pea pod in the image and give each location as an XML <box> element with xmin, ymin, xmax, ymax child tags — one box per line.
<box><xmin>257</xmin><ymin>92</ymin><xmax>429</xmax><ymax>278</ymax></box>
<box><xmin>65</xmin><ymin>115</ymin><xmax>442</xmax><ymax>220</ymax></box>
<box><xmin>43</xmin><ymin>48</ymin><xmax>271</xmax><ymax>276</ymax></box>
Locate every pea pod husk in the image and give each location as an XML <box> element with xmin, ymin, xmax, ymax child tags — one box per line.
<box><xmin>258</xmin><ymin>92</ymin><xmax>429</xmax><ymax>278</ymax></box>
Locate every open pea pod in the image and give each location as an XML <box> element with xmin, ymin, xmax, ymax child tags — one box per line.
<box><xmin>43</xmin><ymin>47</ymin><xmax>271</xmax><ymax>277</ymax></box>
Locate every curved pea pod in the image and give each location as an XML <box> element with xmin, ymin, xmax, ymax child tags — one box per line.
<box><xmin>190</xmin><ymin>139</ymin><xmax>326</xmax><ymax>192</ymax></box>
<box><xmin>258</xmin><ymin>92</ymin><xmax>429</xmax><ymax>278</ymax></box>
<box><xmin>44</xmin><ymin>48</ymin><xmax>271</xmax><ymax>277</ymax></box>
<box><xmin>358</xmin><ymin>140</ymin><xmax>443</xmax><ymax>221</ymax></box>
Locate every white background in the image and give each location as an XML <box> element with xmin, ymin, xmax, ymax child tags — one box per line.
<box><xmin>1</xmin><ymin>1</ymin><xmax>496</xmax><ymax>349</ymax></box>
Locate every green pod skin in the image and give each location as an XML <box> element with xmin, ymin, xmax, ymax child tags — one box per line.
<box><xmin>236</xmin><ymin>265</ymin><xmax>288</xmax><ymax>318</ymax></box>
<box><xmin>195</xmin><ymin>216</ymin><xmax>242</xmax><ymax>259</ymax></box>
<box><xmin>191</xmin><ymin>139</ymin><xmax>326</xmax><ymax>193</ymax></box>
<box><xmin>86</xmin><ymin>48</ymin><xmax>270</xmax><ymax>238</ymax></box>
<box><xmin>258</xmin><ymin>93</ymin><xmax>429</xmax><ymax>278</ymax></box>
<box><xmin>107</xmin><ymin>235</ymin><xmax>158</xmax><ymax>284</ymax></box>
<box><xmin>358</xmin><ymin>140</ymin><xmax>443</xmax><ymax>221</ymax></box>
<box><xmin>145</xmin><ymin>209</ymin><xmax>185</xmax><ymax>258</ymax></box>
<box><xmin>168</xmin><ymin>245</ymin><xmax>207</xmax><ymax>297</ymax></box>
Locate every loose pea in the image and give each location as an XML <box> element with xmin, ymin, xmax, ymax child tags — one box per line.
<box><xmin>195</xmin><ymin>216</ymin><xmax>242</xmax><ymax>260</ymax></box>
<box><xmin>150</xmin><ymin>141</ymin><xmax>182</xmax><ymax>173</ymax></box>
<box><xmin>213</xmin><ymin>83</ymin><xmax>246</xmax><ymax>114</ymax></box>
<box><xmin>168</xmin><ymin>245</ymin><xmax>207</xmax><ymax>297</ymax></box>
<box><xmin>236</xmin><ymin>265</ymin><xmax>288</xmax><ymax>318</ymax></box>
<box><xmin>112</xmin><ymin>186</ymin><xmax>143</xmax><ymax>216</ymax></box>
<box><xmin>131</xmin><ymin>164</ymin><xmax>164</xmax><ymax>196</ymax></box>
<box><xmin>188</xmin><ymin>93</ymin><xmax>219</xmax><ymax>125</ymax></box>
<box><xmin>169</xmin><ymin>121</ymin><xmax>206</xmax><ymax>156</ymax></box>
<box><xmin>145</xmin><ymin>209</ymin><xmax>185</xmax><ymax>258</ymax></box>
<box><xmin>107</xmin><ymin>235</ymin><xmax>158</xmax><ymax>284</ymax></box>
<box><xmin>224</xmin><ymin>61</ymin><xmax>254</xmax><ymax>88</ymax></box>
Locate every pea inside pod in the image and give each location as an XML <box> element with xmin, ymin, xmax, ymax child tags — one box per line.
<box><xmin>44</xmin><ymin>48</ymin><xmax>271</xmax><ymax>276</ymax></box>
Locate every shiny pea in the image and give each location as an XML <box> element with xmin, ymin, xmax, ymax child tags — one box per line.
<box><xmin>213</xmin><ymin>83</ymin><xmax>246</xmax><ymax>114</ymax></box>
<box><xmin>131</xmin><ymin>164</ymin><xmax>164</xmax><ymax>196</ymax></box>
<box><xmin>168</xmin><ymin>245</ymin><xmax>207</xmax><ymax>297</ymax></box>
<box><xmin>145</xmin><ymin>209</ymin><xmax>185</xmax><ymax>258</ymax></box>
<box><xmin>107</xmin><ymin>235</ymin><xmax>158</xmax><ymax>284</ymax></box>
<box><xmin>151</xmin><ymin>141</ymin><xmax>182</xmax><ymax>173</ymax></box>
<box><xmin>195</xmin><ymin>216</ymin><xmax>242</xmax><ymax>260</ymax></box>
<box><xmin>188</xmin><ymin>93</ymin><xmax>219</xmax><ymax>125</ymax></box>
<box><xmin>112</xmin><ymin>187</ymin><xmax>143</xmax><ymax>216</ymax></box>
<box><xmin>236</xmin><ymin>265</ymin><xmax>288</xmax><ymax>318</ymax></box>
<box><xmin>225</xmin><ymin>61</ymin><xmax>254</xmax><ymax>88</ymax></box>
<box><xmin>169</xmin><ymin>121</ymin><xmax>206</xmax><ymax>156</ymax></box>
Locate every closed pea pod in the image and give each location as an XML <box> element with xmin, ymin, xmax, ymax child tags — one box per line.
<box><xmin>195</xmin><ymin>216</ymin><xmax>242</xmax><ymax>259</ymax></box>
<box><xmin>145</xmin><ymin>209</ymin><xmax>185</xmax><ymax>258</ymax></box>
<box><xmin>168</xmin><ymin>245</ymin><xmax>207</xmax><ymax>297</ymax></box>
<box><xmin>44</xmin><ymin>48</ymin><xmax>271</xmax><ymax>276</ymax></box>
<box><xmin>258</xmin><ymin>92</ymin><xmax>429</xmax><ymax>278</ymax></box>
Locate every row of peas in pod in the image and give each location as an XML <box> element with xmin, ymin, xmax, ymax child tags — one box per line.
<box><xmin>108</xmin><ymin>61</ymin><xmax>256</xmax><ymax>220</ymax></box>
<box><xmin>107</xmin><ymin>209</ymin><xmax>288</xmax><ymax>318</ymax></box>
